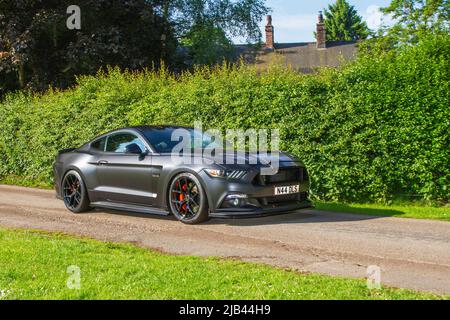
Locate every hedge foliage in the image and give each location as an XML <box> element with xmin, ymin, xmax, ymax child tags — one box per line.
<box><xmin>0</xmin><ymin>35</ymin><xmax>448</xmax><ymax>202</ymax></box>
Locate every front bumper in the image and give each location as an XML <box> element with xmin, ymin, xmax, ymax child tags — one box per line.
<box><xmin>198</xmin><ymin>169</ymin><xmax>312</xmax><ymax>218</ymax></box>
<box><xmin>210</xmin><ymin>200</ymin><xmax>313</xmax><ymax>218</ymax></box>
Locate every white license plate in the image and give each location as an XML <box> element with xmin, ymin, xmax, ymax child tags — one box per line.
<box><xmin>274</xmin><ymin>185</ymin><xmax>300</xmax><ymax>196</ymax></box>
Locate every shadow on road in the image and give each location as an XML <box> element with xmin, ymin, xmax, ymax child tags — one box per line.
<box><xmin>205</xmin><ymin>209</ymin><xmax>397</xmax><ymax>227</ymax></box>
<box><xmin>88</xmin><ymin>205</ymin><xmax>404</xmax><ymax>227</ymax></box>
<box><xmin>89</xmin><ymin>208</ymin><xmax>178</xmax><ymax>221</ymax></box>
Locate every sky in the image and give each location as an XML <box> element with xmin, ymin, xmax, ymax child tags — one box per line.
<box><xmin>234</xmin><ymin>0</ymin><xmax>394</xmax><ymax>44</ymax></box>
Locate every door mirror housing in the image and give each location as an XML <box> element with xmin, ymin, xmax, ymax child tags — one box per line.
<box><xmin>139</xmin><ymin>148</ymin><xmax>150</xmax><ymax>161</ymax></box>
<box><xmin>125</xmin><ymin>143</ymin><xmax>143</xmax><ymax>154</ymax></box>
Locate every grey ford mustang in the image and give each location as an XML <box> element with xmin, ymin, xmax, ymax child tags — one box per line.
<box><xmin>53</xmin><ymin>126</ymin><xmax>311</xmax><ymax>224</ymax></box>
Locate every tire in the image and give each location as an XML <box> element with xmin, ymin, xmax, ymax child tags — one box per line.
<box><xmin>62</xmin><ymin>170</ymin><xmax>91</xmax><ymax>213</ymax></box>
<box><xmin>168</xmin><ymin>172</ymin><xmax>210</xmax><ymax>224</ymax></box>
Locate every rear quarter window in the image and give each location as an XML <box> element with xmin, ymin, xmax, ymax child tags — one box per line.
<box><xmin>91</xmin><ymin>137</ymin><xmax>107</xmax><ymax>152</ymax></box>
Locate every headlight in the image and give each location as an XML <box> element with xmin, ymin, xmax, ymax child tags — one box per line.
<box><xmin>205</xmin><ymin>169</ymin><xmax>226</xmax><ymax>178</ymax></box>
<box><xmin>204</xmin><ymin>169</ymin><xmax>247</xmax><ymax>180</ymax></box>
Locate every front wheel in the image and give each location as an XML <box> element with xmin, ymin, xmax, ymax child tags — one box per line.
<box><xmin>62</xmin><ymin>170</ymin><xmax>91</xmax><ymax>213</ymax></box>
<box><xmin>168</xmin><ymin>173</ymin><xmax>210</xmax><ymax>224</ymax></box>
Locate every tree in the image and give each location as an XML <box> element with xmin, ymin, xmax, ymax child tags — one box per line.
<box><xmin>323</xmin><ymin>0</ymin><xmax>370</xmax><ymax>41</ymax></box>
<box><xmin>161</xmin><ymin>0</ymin><xmax>269</xmax><ymax>65</ymax></box>
<box><xmin>0</xmin><ymin>0</ymin><xmax>269</xmax><ymax>93</ymax></box>
<box><xmin>0</xmin><ymin>0</ymin><xmax>172</xmax><ymax>92</ymax></box>
<box><xmin>381</xmin><ymin>0</ymin><xmax>449</xmax><ymax>43</ymax></box>
<box><xmin>181</xmin><ymin>22</ymin><xmax>234</xmax><ymax>66</ymax></box>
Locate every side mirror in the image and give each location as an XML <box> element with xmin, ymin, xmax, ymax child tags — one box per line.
<box><xmin>125</xmin><ymin>143</ymin><xmax>143</xmax><ymax>155</ymax></box>
<box><xmin>138</xmin><ymin>148</ymin><xmax>150</xmax><ymax>161</ymax></box>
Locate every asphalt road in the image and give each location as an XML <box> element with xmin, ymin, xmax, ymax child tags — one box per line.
<box><xmin>0</xmin><ymin>184</ymin><xmax>449</xmax><ymax>295</ymax></box>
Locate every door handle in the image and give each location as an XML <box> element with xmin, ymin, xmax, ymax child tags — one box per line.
<box><xmin>97</xmin><ymin>160</ymin><xmax>109</xmax><ymax>166</ymax></box>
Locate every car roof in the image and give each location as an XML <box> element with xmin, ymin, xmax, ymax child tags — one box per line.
<box><xmin>79</xmin><ymin>126</ymin><xmax>194</xmax><ymax>150</ymax></box>
<box><xmin>131</xmin><ymin>125</ymin><xmax>194</xmax><ymax>133</ymax></box>
<box><xmin>79</xmin><ymin>125</ymin><xmax>193</xmax><ymax>149</ymax></box>
<box><xmin>95</xmin><ymin>125</ymin><xmax>194</xmax><ymax>138</ymax></box>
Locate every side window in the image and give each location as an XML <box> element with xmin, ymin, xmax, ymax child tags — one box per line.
<box><xmin>105</xmin><ymin>133</ymin><xmax>146</xmax><ymax>153</ymax></box>
<box><xmin>91</xmin><ymin>137</ymin><xmax>107</xmax><ymax>152</ymax></box>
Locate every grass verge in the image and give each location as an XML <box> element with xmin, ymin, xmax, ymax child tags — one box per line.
<box><xmin>0</xmin><ymin>227</ymin><xmax>446</xmax><ymax>300</ymax></box>
<box><xmin>314</xmin><ymin>201</ymin><xmax>450</xmax><ymax>222</ymax></box>
<box><xmin>0</xmin><ymin>177</ymin><xmax>53</xmax><ymax>189</ymax></box>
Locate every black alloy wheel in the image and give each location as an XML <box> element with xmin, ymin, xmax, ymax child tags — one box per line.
<box><xmin>169</xmin><ymin>173</ymin><xmax>209</xmax><ymax>224</ymax></box>
<box><xmin>62</xmin><ymin>170</ymin><xmax>90</xmax><ymax>213</ymax></box>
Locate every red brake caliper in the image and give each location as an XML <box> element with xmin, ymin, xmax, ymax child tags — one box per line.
<box><xmin>180</xmin><ymin>183</ymin><xmax>188</xmax><ymax>212</ymax></box>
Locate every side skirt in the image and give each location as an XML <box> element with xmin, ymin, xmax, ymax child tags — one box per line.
<box><xmin>90</xmin><ymin>201</ymin><xmax>170</xmax><ymax>216</ymax></box>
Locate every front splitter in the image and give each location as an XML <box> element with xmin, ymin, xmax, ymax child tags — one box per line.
<box><xmin>209</xmin><ymin>201</ymin><xmax>313</xmax><ymax>219</ymax></box>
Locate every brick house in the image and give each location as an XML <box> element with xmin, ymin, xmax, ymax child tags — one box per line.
<box><xmin>236</xmin><ymin>12</ymin><xmax>358</xmax><ymax>73</ymax></box>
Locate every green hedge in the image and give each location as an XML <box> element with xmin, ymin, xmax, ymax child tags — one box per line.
<box><xmin>0</xmin><ymin>35</ymin><xmax>448</xmax><ymax>202</ymax></box>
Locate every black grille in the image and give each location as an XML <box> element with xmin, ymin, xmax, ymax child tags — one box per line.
<box><xmin>255</xmin><ymin>167</ymin><xmax>306</xmax><ymax>185</ymax></box>
<box><xmin>265</xmin><ymin>192</ymin><xmax>308</xmax><ymax>205</ymax></box>
<box><xmin>266</xmin><ymin>194</ymin><xmax>299</xmax><ymax>204</ymax></box>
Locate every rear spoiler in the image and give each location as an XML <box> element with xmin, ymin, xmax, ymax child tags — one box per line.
<box><xmin>58</xmin><ymin>148</ymin><xmax>77</xmax><ymax>155</ymax></box>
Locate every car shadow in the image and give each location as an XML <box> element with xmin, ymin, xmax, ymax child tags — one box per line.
<box><xmin>89</xmin><ymin>208</ymin><xmax>178</xmax><ymax>221</ymax></box>
<box><xmin>205</xmin><ymin>207</ymin><xmax>406</xmax><ymax>227</ymax></box>
<box><xmin>87</xmin><ymin>206</ymin><xmax>406</xmax><ymax>227</ymax></box>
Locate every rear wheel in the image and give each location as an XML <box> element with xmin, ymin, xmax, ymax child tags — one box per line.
<box><xmin>168</xmin><ymin>173</ymin><xmax>209</xmax><ymax>224</ymax></box>
<box><xmin>62</xmin><ymin>170</ymin><xmax>90</xmax><ymax>213</ymax></box>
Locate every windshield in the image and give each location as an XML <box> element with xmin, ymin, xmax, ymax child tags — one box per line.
<box><xmin>141</xmin><ymin>127</ymin><xmax>230</xmax><ymax>154</ymax></box>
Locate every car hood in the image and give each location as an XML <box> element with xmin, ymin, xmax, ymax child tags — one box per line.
<box><xmin>164</xmin><ymin>150</ymin><xmax>303</xmax><ymax>169</ymax></box>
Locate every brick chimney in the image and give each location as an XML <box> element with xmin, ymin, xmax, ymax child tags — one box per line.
<box><xmin>265</xmin><ymin>15</ymin><xmax>274</xmax><ymax>50</ymax></box>
<box><xmin>316</xmin><ymin>11</ymin><xmax>326</xmax><ymax>49</ymax></box>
